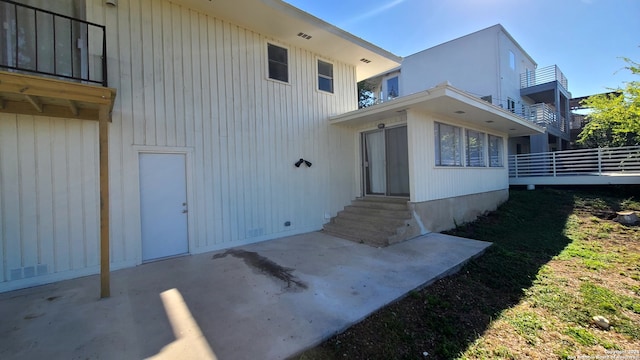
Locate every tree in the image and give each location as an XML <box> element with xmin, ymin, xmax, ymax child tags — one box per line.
<box><xmin>358</xmin><ymin>80</ymin><xmax>377</xmax><ymax>108</ymax></box>
<box><xmin>577</xmin><ymin>58</ymin><xmax>640</xmax><ymax>148</ymax></box>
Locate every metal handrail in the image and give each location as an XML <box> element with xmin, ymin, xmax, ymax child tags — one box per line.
<box><xmin>508</xmin><ymin>146</ymin><xmax>640</xmax><ymax>178</ymax></box>
<box><xmin>520</xmin><ymin>65</ymin><xmax>568</xmax><ymax>91</ymax></box>
<box><xmin>0</xmin><ymin>0</ymin><xmax>107</xmax><ymax>86</ymax></box>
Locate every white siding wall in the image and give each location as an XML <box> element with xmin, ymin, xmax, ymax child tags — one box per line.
<box><xmin>0</xmin><ymin>0</ymin><xmax>359</xmax><ymax>291</ymax></box>
<box><xmin>0</xmin><ymin>115</ymin><xmax>100</xmax><ymax>288</ymax></box>
<box><xmin>406</xmin><ymin>110</ymin><xmax>509</xmax><ymax>203</ymax></box>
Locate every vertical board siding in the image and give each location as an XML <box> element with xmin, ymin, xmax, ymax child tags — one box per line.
<box><xmin>1</xmin><ymin>0</ymin><xmax>360</xmax><ymax>289</ymax></box>
<box><xmin>0</xmin><ymin>115</ymin><xmax>99</xmax><ymax>284</ymax></box>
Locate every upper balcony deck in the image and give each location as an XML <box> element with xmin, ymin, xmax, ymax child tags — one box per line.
<box><xmin>0</xmin><ymin>0</ymin><xmax>115</xmax><ymax>121</ymax></box>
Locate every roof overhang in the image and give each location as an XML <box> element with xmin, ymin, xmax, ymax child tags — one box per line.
<box><xmin>330</xmin><ymin>83</ymin><xmax>545</xmax><ymax>137</ymax></box>
<box><xmin>0</xmin><ymin>71</ymin><xmax>116</xmax><ymax>121</ymax></box>
<box><xmin>172</xmin><ymin>0</ymin><xmax>402</xmax><ymax>81</ymax></box>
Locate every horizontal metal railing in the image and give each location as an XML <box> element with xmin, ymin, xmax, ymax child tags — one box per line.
<box><xmin>520</xmin><ymin>65</ymin><xmax>568</xmax><ymax>91</ymax></box>
<box><xmin>509</xmin><ymin>146</ymin><xmax>640</xmax><ymax>178</ymax></box>
<box><xmin>0</xmin><ymin>0</ymin><xmax>107</xmax><ymax>86</ymax></box>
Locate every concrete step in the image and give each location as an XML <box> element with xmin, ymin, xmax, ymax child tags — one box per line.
<box><xmin>342</xmin><ymin>205</ymin><xmax>411</xmax><ymax>219</ymax></box>
<box><xmin>323</xmin><ymin>223</ymin><xmax>389</xmax><ymax>247</ymax></box>
<box><xmin>332</xmin><ymin>215</ymin><xmax>407</xmax><ymax>233</ymax></box>
<box><xmin>351</xmin><ymin>198</ymin><xmax>409</xmax><ymax>211</ymax></box>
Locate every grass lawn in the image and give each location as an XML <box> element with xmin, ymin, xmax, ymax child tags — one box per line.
<box><xmin>295</xmin><ymin>187</ymin><xmax>640</xmax><ymax>360</ymax></box>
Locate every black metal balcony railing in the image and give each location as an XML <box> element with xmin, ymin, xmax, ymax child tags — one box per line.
<box><xmin>520</xmin><ymin>65</ymin><xmax>568</xmax><ymax>91</ymax></box>
<box><xmin>0</xmin><ymin>0</ymin><xmax>107</xmax><ymax>86</ymax></box>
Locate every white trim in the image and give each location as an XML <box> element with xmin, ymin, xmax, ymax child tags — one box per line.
<box><xmin>315</xmin><ymin>56</ymin><xmax>335</xmax><ymax>95</ymax></box>
<box><xmin>132</xmin><ymin>146</ymin><xmax>195</xmax><ymax>265</ymax></box>
<box><xmin>265</xmin><ymin>40</ymin><xmax>291</xmax><ymax>85</ymax></box>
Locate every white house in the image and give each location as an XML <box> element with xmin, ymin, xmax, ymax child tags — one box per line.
<box><xmin>0</xmin><ymin>1</ymin><xmax>543</xmax><ymax>293</ymax></box>
<box><xmin>366</xmin><ymin>24</ymin><xmax>572</xmax><ymax>155</ymax></box>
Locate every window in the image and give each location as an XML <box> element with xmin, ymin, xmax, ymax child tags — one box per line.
<box><xmin>267</xmin><ymin>43</ymin><xmax>288</xmax><ymax>82</ymax></box>
<box><xmin>488</xmin><ymin>135</ymin><xmax>504</xmax><ymax>167</ymax></box>
<box><xmin>435</xmin><ymin>122</ymin><xmax>462</xmax><ymax>166</ymax></box>
<box><xmin>466</xmin><ymin>130</ymin><xmax>485</xmax><ymax>167</ymax></box>
<box><xmin>507</xmin><ymin>98</ymin><xmax>515</xmax><ymax>113</ymax></box>
<box><xmin>386</xmin><ymin>76</ymin><xmax>399</xmax><ymax>99</ymax></box>
<box><xmin>317</xmin><ymin>60</ymin><xmax>333</xmax><ymax>93</ymax></box>
<box><xmin>509</xmin><ymin>50</ymin><xmax>515</xmax><ymax>71</ymax></box>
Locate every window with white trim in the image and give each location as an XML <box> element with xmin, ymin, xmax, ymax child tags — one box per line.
<box><xmin>435</xmin><ymin>122</ymin><xmax>462</xmax><ymax>166</ymax></box>
<box><xmin>466</xmin><ymin>130</ymin><xmax>486</xmax><ymax>167</ymax></box>
<box><xmin>267</xmin><ymin>43</ymin><xmax>288</xmax><ymax>82</ymax></box>
<box><xmin>317</xmin><ymin>59</ymin><xmax>333</xmax><ymax>93</ymax></box>
<box><xmin>488</xmin><ymin>134</ymin><xmax>504</xmax><ymax>167</ymax></box>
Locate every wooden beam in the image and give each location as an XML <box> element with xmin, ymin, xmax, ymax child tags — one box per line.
<box><xmin>99</xmin><ymin>105</ymin><xmax>111</xmax><ymax>298</ymax></box>
<box><xmin>25</xmin><ymin>95</ymin><xmax>43</xmax><ymax>113</ymax></box>
<box><xmin>0</xmin><ymin>100</ymin><xmax>100</xmax><ymax>121</ymax></box>
<box><xmin>0</xmin><ymin>96</ymin><xmax>4</xmax><ymax>110</ymax></box>
<box><xmin>68</xmin><ymin>100</ymin><xmax>79</xmax><ymax>116</ymax></box>
<box><xmin>0</xmin><ymin>71</ymin><xmax>116</xmax><ymax>105</ymax></box>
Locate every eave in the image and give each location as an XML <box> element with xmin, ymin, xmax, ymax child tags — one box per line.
<box><xmin>330</xmin><ymin>83</ymin><xmax>545</xmax><ymax>137</ymax></box>
<box><xmin>0</xmin><ymin>71</ymin><xmax>117</xmax><ymax>121</ymax></box>
<box><xmin>171</xmin><ymin>0</ymin><xmax>402</xmax><ymax>81</ymax></box>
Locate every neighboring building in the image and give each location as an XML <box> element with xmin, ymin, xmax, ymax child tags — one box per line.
<box><xmin>0</xmin><ymin>1</ymin><xmax>542</xmax><ymax>293</ymax></box>
<box><xmin>366</xmin><ymin>24</ymin><xmax>572</xmax><ymax>155</ymax></box>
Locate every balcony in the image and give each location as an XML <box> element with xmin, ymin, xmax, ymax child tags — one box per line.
<box><xmin>0</xmin><ymin>0</ymin><xmax>115</xmax><ymax>121</ymax></box>
<box><xmin>520</xmin><ymin>65</ymin><xmax>568</xmax><ymax>91</ymax></box>
<box><xmin>523</xmin><ymin>103</ymin><xmax>567</xmax><ymax>133</ymax></box>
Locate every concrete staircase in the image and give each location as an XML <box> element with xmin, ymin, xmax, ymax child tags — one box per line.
<box><xmin>323</xmin><ymin>197</ymin><xmax>423</xmax><ymax>247</ymax></box>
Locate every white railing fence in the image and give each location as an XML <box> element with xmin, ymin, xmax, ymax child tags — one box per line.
<box><xmin>509</xmin><ymin>146</ymin><xmax>640</xmax><ymax>178</ymax></box>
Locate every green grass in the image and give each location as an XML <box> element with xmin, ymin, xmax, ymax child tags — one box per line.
<box><xmin>295</xmin><ymin>187</ymin><xmax>640</xmax><ymax>360</ymax></box>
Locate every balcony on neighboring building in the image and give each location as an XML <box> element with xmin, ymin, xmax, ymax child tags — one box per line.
<box><xmin>0</xmin><ymin>0</ymin><xmax>115</xmax><ymax>121</ymax></box>
<box><xmin>519</xmin><ymin>65</ymin><xmax>571</xmax><ymax>140</ymax></box>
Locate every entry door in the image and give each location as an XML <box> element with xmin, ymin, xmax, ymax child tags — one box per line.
<box><xmin>362</xmin><ymin>126</ymin><xmax>409</xmax><ymax>197</ymax></box>
<box><xmin>139</xmin><ymin>153</ymin><xmax>189</xmax><ymax>261</ymax></box>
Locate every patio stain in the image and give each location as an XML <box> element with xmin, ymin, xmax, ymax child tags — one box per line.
<box><xmin>212</xmin><ymin>249</ymin><xmax>308</xmax><ymax>290</ymax></box>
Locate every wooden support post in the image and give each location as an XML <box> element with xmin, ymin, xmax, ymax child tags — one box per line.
<box><xmin>99</xmin><ymin>106</ymin><xmax>110</xmax><ymax>298</ymax></box>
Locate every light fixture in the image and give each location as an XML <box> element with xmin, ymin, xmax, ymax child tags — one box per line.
<box><xmin>486</xmin><ymin>120</ymin><xmax>494</xmax><ymax>123</ymax></box>
<box><xmin>377</xmin><ymin>123</ymin><xmax>385</xmax><ymax>129</ymax></box>
<box><xmin>454</xmin><ymin>110</ymin><xmax>465</xmax><ymax>114</ymax></box>
<box><xmin>105</xmin><ymin>0</ymin><xmax>117</xmax><ymax>6</ymax></box>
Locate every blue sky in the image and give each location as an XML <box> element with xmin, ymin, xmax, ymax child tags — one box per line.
<box><xmin>285</xmin><ymin>0</ymin><xmax>640</xmax><ymax>98</ymax></box>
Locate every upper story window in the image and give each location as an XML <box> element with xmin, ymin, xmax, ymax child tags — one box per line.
<box><xmin>386</xmin><ymin>76</ymin><xmax>399</xmax><ymax>99</ymax></box>
<box><xmin>488</xmin><ymin>135</ymin><xmax>504</xmax><ymax>167</ymax></box>
<box><xmin>509</xmin><ymin>50</ymin><xmax>516</xmax><ymax>71</ymax></box>
<box><xmin>507</xmin><ymin>98</ymin><xmax>515</xmax><ymax>113</ymax></box>
<box><xmin>267</xmin><ymin>43</ymin><xmax>288</xmax><ymax>83</ymax></box>
<box><xmin>317</xmin><ymin>60</ymin><xmax>333</xmax><ymax>93</ymax></box>
<box><xmin>466</xmin><ymin>130</ymin><xmax>486</xmax><ymax>167</ymax></box>
<box><xmin>435</xmin><ymin>122</ymin><xmax>462</xmax><ymax>166</ymax></box>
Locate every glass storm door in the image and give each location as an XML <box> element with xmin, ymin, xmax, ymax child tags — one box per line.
<box><xmin>362</xmin><ymin>126</ymin><xmax>409</xmax><ymax>197</ymax></box>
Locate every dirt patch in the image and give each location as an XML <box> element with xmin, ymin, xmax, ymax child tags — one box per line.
<box><xmin>212</xmin><ymin>249</ymin><xmax>307</xmax><ymax>290</ymax></box>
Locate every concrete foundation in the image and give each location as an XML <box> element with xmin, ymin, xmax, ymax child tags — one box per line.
<box><xmin>409</xmin><ymin>189</ymin><xmax>509</xmax><ymax>233</ymax></box>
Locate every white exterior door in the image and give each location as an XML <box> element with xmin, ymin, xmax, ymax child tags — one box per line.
<box><xmin>139</xmin><ymin>153</ymin><xmax>189</xmax><ymax>261</ymax></box>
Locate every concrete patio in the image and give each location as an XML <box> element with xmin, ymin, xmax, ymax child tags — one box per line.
<box><xmin>0</xmin><ymin>231</ymin><xmax>491</xmax><ymax>360</ymax></box>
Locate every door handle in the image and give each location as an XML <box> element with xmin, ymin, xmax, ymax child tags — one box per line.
<box><xmin>182</xmin><ymin>209</ymin><xmax>188</xmax><ymax>213</ymax></box>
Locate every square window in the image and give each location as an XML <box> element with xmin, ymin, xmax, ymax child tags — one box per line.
<box><xmin>488</xmin><ymin>134</ymin><xmax>504</xmax><ymax>167</ymax></box>
<box><xmin>318</xmin><ymin>60</ymin><xmax>333</xmax><ymax>93</ymax></box>
<box><xmin>466</xmin><ymin>130</ymin><xmax>486</xmax><ymax>167</ymax></box>
<box><xmin>268</xmin><ymin>43</ymin><xmax>288</xmax><ymax>82</ymax></box>
<box><xmin>435</xmin><ymin>122</ymin><xmax>462</xmax><ymax>166</ymax></box>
